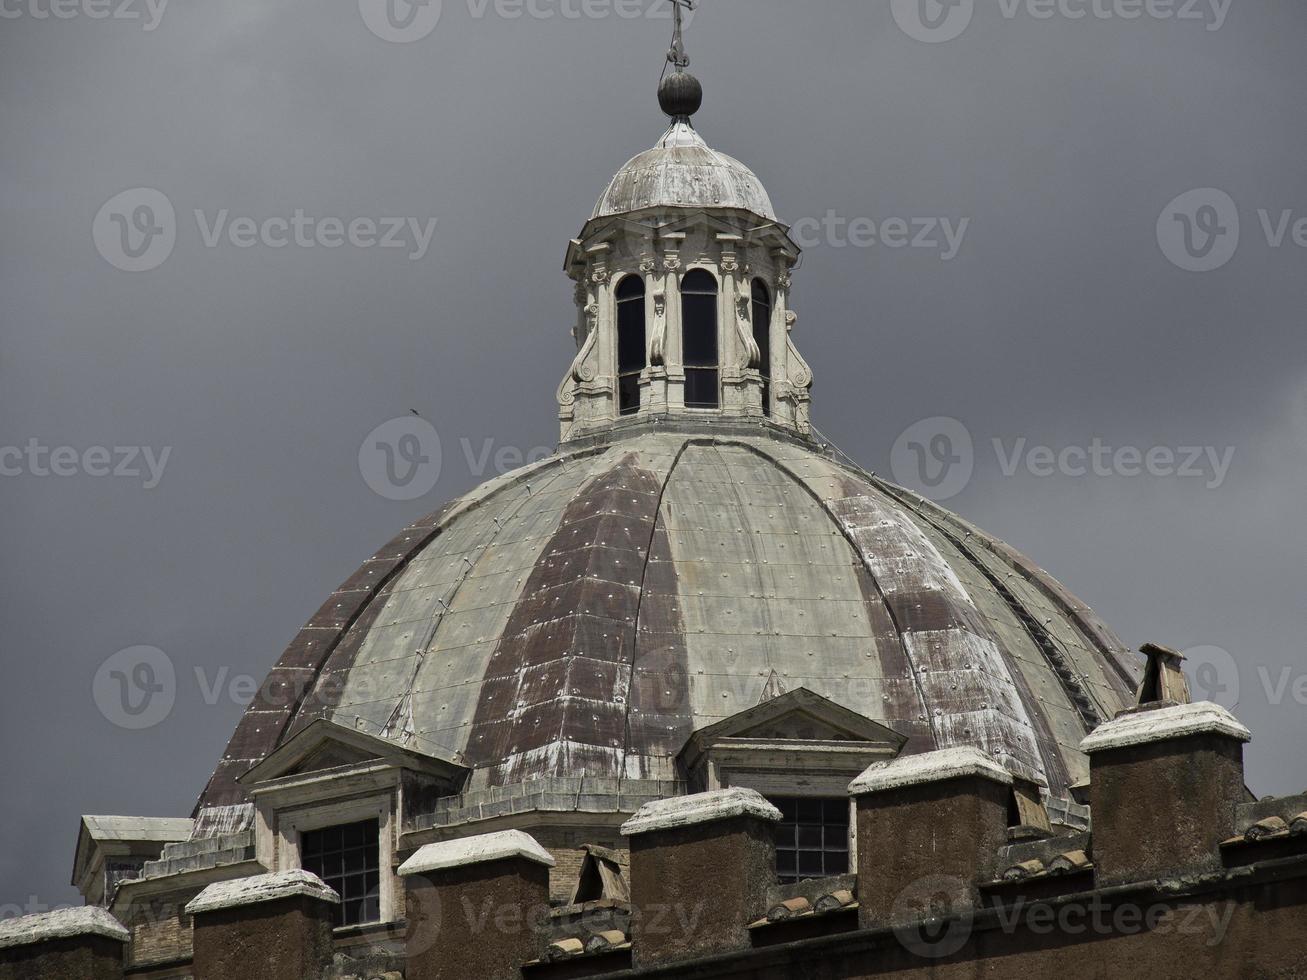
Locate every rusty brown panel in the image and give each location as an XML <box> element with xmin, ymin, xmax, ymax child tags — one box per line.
<box><xmin>547</xmin><ymin>511</ymin><xmax>653</xmax><ymax>557</ymax></box>
<box><xmin>250</xmin><ymin>666</ymin><xmax>317</xmax><ymax>715</ymax></box>
<box><xmin>492</xmin><ymin>613</ymin><xmax>631</xmax><ymax>670</ymax></box>
<box><xmin>625</xmin><ymin>521</ymin><xmax>694</xmax><ymax>760</ymax></box>
<box><xmin>882</xmin><ymin>588</ymin><xmax>992</xmax><ymax>636</ymax></box>
<box><xmin>497</xmin><ymin>584</ymin><xmax>642</xmax><ymax>665</ymax></box>
<box><xmin>504</xmin><ymin>686</ymin><xmax>629</xmax><ymax>762</ymax></box>
<box><xmin>464</xmin><ymin>457</ymin><xmax>664</xmax><ymax>780</ymax></box>
<box><xmin>273</xmin><ymin>627</ymin><xmax>346</xmax><ymax>670</ymax></box>
<box><xmin>526</xmin><ymin>544</ymin><xmax>647</xmax><ymax>590</ymax></box>
<box><xmin>335</xmin><ymin>557</ymin><xmax>406</xmax><ymax>595</ymax></box>
<box><xmin>304</xmin><ymin>589</ymin><xmax>375</xmax><ymax>630</ymax></box>
<box><xmin>199</xmin><ymin>760</ymin><xmax>251</xmax><ymax>809</ymax></box>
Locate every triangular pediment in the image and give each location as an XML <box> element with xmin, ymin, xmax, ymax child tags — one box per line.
<box><xmin>286</xmin><ymin>741</ymin><xmax>379</xmax><ymax>777</ymax></box>
<box><xmin>679</xmin><ymin>688</ymin><xmax>906</xmax><ymax>769</ymax></box>
<box><xmin>237</xmin><ymin>719</ymin><xmax>469</xmax><ymax>789</ymax></box>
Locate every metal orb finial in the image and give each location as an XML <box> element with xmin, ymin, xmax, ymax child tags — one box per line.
<box><xmin>660</xmin><ymin>0</ymin><xmax>701</xmax><ymax>120</ymax></box>
<box><xmin>659</xmin><ymin>70</ymin><xmax>703</xmax><ymax>119</ymax></box>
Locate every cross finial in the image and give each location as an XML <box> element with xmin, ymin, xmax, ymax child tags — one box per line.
<box><xmin>658</xmin><ymin>0</ymin><xmax>703</xmax><ymax>120</ymax></box>
<box><xmin>668</xmin><ymin>0</ymin><xmax>695</xmax><ymax>72</ymax></box>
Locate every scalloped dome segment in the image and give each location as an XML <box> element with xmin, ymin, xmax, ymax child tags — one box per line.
<box><xmin>198</xmin><ymin>429</ymin><xmax>1140</xmax><ymax>813</ymax></box>
<box><xmin>591</xmin><ymin>122</ymin><xmax>777</xmax><ymax>221</ymax></box>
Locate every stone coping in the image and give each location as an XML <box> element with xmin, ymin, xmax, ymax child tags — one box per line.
<box><xmin>0</xmin><ymin>906</ymin><xmax>130</xmax><ymax>950</ymax></box>
<box><xmin>848</xmin><ymin>747</ymin><xmax>1015</xmax><ymax>796</ymax></box>
<box><xmin>1080</xmin><ymin>702</ymin><xmax>1251</xmax><ymax>754</ymax></box>
<box><xmin>620</xmin><ymin>788</ymin><xmax>781</xmax><ymax>837</ymax></box>
<box><xmin>398</xmin><ymin>830</ymin><xmax>555</xmax><ymax>877</ymax></box>
<box><xmin>185</xmin><ymin>870</ymin><xmax>339</xmax><ymax>916</ymax></box>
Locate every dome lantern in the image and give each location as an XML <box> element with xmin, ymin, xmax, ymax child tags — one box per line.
<box><xmin>556</xmin><ymin>2</ymin><xmax>811</xmax><ymax>444</ymax></box>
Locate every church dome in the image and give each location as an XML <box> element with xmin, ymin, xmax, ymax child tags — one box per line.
<box><xmin>591</xmin><ymin>120</ymin><xmax>777</xmax><ymax>222</ymax></box>
<box><xmin>198</xmin><ymin>426</ymin><xmax>1138</xmax><ymax>814</ymax></box>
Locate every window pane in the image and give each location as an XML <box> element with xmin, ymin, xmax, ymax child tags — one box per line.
<box><xmin>798</xmin><ymin>851</ymin><xmax>823</xmax><ymax>875</ymax></box>
<box><xmin>796</xmin><ymin>799</ymin><xmax>822</xmax><ymax>822</ymax></box>
<box><xmin>300</xmin><ymin>818</ymin><xmax>381</xmax><ymax>927</ymax></box>
<box><xmin>682</xmin><ymin>296</ymin><xmax>717</xmax><ymax>365</ymax></box>
<box><xmin>681</xmin><ymin>271</ymin><xmax>718</xmax><ymax>396</ymax></box>
<box><xmin>684</xmin><ymin>368</ymin><xmax>719</xmax><ymax>409</ymax></box>
<box><xmin>616</xmin><ymin>274</ymin><xmax>645</xmax><ymax>301</ymax></box>
<box><xmin>681</xmin><ymin>269</ymin><xmax>717</xmax><ymax>294</ymax></box>
<box><xmin>618</xmin><ymin>374</ymin><xmax>640</xmax><ymax>416</ymax></box>
<box><xmin>617</xmin><ymin>292</ymin><xmax>646</xmax><ymax>373</ymax></box>
<box><xmin>767</xmin><ymin>797</ymin><xmax>849</xmax><ymax>883</ymax></box>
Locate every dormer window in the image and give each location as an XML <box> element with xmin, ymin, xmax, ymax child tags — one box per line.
<box><xmin>681</xmin><ymin>269</ymin><xmax>719</xmax><ymax>409</ymax></box>
<box><xmin>751</xmin><ymin>278</ymin><xmax>772</xmax><ymax>416</ymax></box>
<box><xmin>677</xmin><ymin>687</ymin><xmax>905</xmax><ymax>882</ymax></box>
<box><xmin>616</xmin><ymin>274</ymin><xmax>646</xmax><ymax>416</ymax></box>
<box><xmin>235</xmin><ymin>719</ymin><xmax>470</xmax><ymax>929</ymax></box>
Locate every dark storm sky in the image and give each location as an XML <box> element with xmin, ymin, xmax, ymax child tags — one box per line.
<box><xmin>3</xmin><ymin>0</ymin><xmax>1305</xmax><ymax>911</ymax></box>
